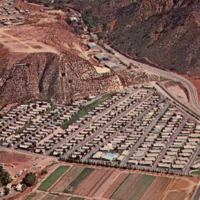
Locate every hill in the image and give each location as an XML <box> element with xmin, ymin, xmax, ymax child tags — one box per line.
<box><xmin>69</xmin><ymin>0</ymin><xmax>200</xmax><ymax>76</ymax></box>
<box><xmin>0</xmin><ymin>4</ymin><xmax>123</xmax><ymax>108</ymax></box>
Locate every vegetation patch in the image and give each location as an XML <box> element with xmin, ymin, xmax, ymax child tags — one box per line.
<box><xmin>51</xmin><ymin>165</ymin><xmax>84</xmax><ymax>193</ymax></box>
<box><xmin>38</xmin><ymin>165</ymin><xmax>70</xmax><ymax>191</ymax></box>
<box><xmin>0</xmin><ymin>166</ymin><xmax>12</xmax><ymax>186</ymax></box>
<box><xmin>190</xmin><ymin>170</ymin><xmax>200</xmax><ymax>176</ymax></box>
<box><xmin>61</xmin><ymin>93</ymin><xmax>112</xmax><ymax>129</ymax></box>
<box><xmin>63</xmin><ymin>167</ymin><xmax>95</xmax><ymax>194</ymax></box>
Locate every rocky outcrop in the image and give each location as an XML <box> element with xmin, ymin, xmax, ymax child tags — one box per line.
<box><xmin>0</xmin><ymin>49</ymin><xmax>123</xmax><ymax>107</ymax></box>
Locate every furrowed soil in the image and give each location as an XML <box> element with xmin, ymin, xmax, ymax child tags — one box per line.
<box><xmin>102</xmin><ymin>172</ymin><xmax>129</xmax><ymax>199</ymax></box>
<box><xmin>74</xmin><ymin>169</ymin><xmax>112</xmax><ymax>197</ymax></box>
<box><xmin>164</xmin><ymin>191</ymin><xmax>188</xmax><ymax>200</ymax></box>
<box><xmin>111</xmin><ymin>173</ymin><xmax>142</xmax><ymax>200</ymax></box>
<box><xmin>122</xmin><ymin>174</ymin><xmax>156</xmax><ymax>200</ymax></box>
<box><xmin>92</xmin><ymin>170</ymin><xmax>120</xmax><ymax>198</ymax></box>
<box><xmin>141</xmin><ymin>176</ymin><xmax>172</xmax><ymax>200</ymax></box>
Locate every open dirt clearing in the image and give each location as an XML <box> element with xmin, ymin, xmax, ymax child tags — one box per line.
<box><xmin>165</xmin><ymin>81</ymin><xmax>189</xmax><ymax>104</ymax></box>
<box><xmin>0</xmin><ymin>147</ymin><xmax>56</xmax><ymax>180</ymax></box>
<box><xmin>0</xmin><ymin>28</ymin><xmax>58</xmax><ymax>53</ymax></box>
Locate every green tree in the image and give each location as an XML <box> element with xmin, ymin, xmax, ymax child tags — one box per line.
<box><xmin>22</xmin><ymin>172</ymin><xmax>36</xmax><ymax>187</ymax></box>
<box><xmin>0</xmin><ymin>167</ymin><xmax>12</xmax><ymax>185</ymax></box>
<box><xmin>4</xmin><ymin>187</ymin><xmax>9</xmax><ymax>195</ymax></box>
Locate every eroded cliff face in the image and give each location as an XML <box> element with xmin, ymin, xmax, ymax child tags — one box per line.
<box><xmin>0</xmin><ymin>48</ymin><xmax>122</xmax><ymax>108</ymax></box>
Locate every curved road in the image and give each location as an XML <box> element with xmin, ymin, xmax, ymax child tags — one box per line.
<box><xmin>103</xmin><ymin>43</ymin><xmax>200</xmax><ymax>114</ymax></box>
<box><xmin>68</xmin><ymin>7</ymin><xmax>200</xmax><ymax>115</ymax></box>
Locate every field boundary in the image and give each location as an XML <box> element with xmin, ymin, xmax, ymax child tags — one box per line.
<box><xmin>50</xmin><ymin>165</ymin><xmax>85</xmax><ymax>193</ymax></box>
<box><xmin>38</xmin><ymin>165</ymin><xmax>71</xmax><ymax>191</ymax></box>
<box><xmin>47</xmin><ymin>164</ymin><xmax>73</xmax><ymax>192</ymax></box>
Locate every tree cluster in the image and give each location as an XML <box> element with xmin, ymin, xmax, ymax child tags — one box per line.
<box><xmin>0</xmin><ymin>166</ymin><xmax>12</xmax><ymax>186</ymax></box>
<box><xmin>22</xmin><ymin>172</ymin><xmax>36</xmax><ymax>187</ymax></box>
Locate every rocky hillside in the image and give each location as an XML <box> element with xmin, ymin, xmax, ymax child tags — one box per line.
<box><xmin>0</xmin><ymin>46</ymin><xmax>122</xmax><ymax>108</ymax></box>
<box><xmin>70</xmin><ymin>0</ymin><xmax>200</xmax><ymax>76</ymax></box>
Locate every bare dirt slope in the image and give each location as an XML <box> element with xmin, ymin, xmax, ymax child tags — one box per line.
<box><xmin>0</xmin><ymin>7</ymin><xmax>123</xmax><ymax>108</ymax></box>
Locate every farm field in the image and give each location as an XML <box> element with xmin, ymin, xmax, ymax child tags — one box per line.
<box><xmin>31</xmin><ymin>164</ymin><xmax>199</xmax><ymax>200</ymax></box>
<box><xmin>164</xmin><ymin>191</ymin><xmax>188</xmax><ymax>200</ymax></box>
<box><xmin>141</xmin><ymin>177</ymin><xmax>172</xmax><ymax>200</ymax></box>
<box><xmin>110</xmin><ymin>173</ymin><xmax>143</xmax><ymax>200</ymax></box>
<box><xmin>113</xmin><ymin>174</ymin><xmax>156</xmax><ymax>200</ymax></box>
<box><xmin>74</xmin><ymin>168</ymin><xmax>113</xmax><ymax>196</ymax></box>
<box><xmin>38</xmin><ymin>165</ymin><xmax>70</xmax><ymax>191</ymax></box>
<box><xmin>63</xmin><ymin>167</ymin><xmax>95</xmax><ymax>194</ymax></box>
<box><xmin>51</xmin><ymin>165</ymin><xmax>84</xmax><ymax>193</ymax></box>
<box><xmin>25</xmin><ymin>193</ymin><xmax>72</xmax><ymax>200</ymax></box>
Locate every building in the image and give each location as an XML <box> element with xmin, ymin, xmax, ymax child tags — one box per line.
<box><xmin>94</xmin><ymin>53</ymin><xmax>109</xmax><ymax>61</ymax></box>
<box><xmin>103</xmin><ymin>61</ymin><xmax>119</xmax><ymax>70</ymax></box>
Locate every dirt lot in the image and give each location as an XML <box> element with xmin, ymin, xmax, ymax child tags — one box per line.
<box><xmin>165</xmin><ymin>81</ymin><xmax>189</xmax><ymax>104</ymax></box>
<box><xmin>186</xmin><ymin>77</ymin><xmax>200</xmax><ymax>103</ymax></box>
<box><xmin>171</xmin><ymin>178</ymin><xmax>191</xmax><ymax>190</ymax></box>
<box><xmin>0</xmin><ymin>147</ymin><xmax>56</xmax><ymax>182</ymax></box>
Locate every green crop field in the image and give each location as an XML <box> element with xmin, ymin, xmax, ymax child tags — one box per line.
<box><xmin>63</xmin><ymin>167</ymin><xmax>95</xmax><ymax>194</ymax></box>
<box><xmin>38</xmin><ymin>165</ymin><xmax>70</xmax><ymax>191</ymax></box>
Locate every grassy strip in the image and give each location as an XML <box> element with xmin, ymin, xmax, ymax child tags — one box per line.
<box><xmin>61</xmin><ymin>93</ymin><xmax>112</xmax><ymax>129</ymax></box>
<box><xmin>38</xmin><ymin>165</ymin><xmax>70</xmax><ymax>191</ymax></box>
<box><xmin>190</xmin><ymin>170</ymin><xmax>200</xmax><ymax>175</ymax></box>
<box><xmin>63</xmin><ymin>167</ymin><xmax>95</xmax><ymax>194</ymax></box>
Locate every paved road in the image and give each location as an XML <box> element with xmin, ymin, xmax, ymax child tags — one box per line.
<box><xmin>64</xmin><ymin>91</ymin><xmax>154</xmax><ymax>159</ymax></box>
<box><xmin>102</xmin><ymin>43</ymin><xmax>200</xmax><ymax>114</ymax></box>
<box><xmin>192</xmin><ymin>181</ymin><xmax>200</xmax><ymax>200</ymax></box>
<box><xmin>120</xmin><ymin>103</ymin><xmax>170</xmax><ymax>167</ymax></box>
<box><xmin>81</xmin><ymin>98</ymin><xmax>165</xmax><ymax>162</ymax></box>
<box><xmin>152</xmin><ymin>117</ymin><xmax>188</xmax><ymax>170</ymax></box>
<box><xmin>185</xmin><ymin>146</ymin><xmax>200</xmax><ymax>175</ymax></box>
<box><xmin>45</xmin><ymin>88</ymin><xmax>142</xmax><ymax>155</ymax></box>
